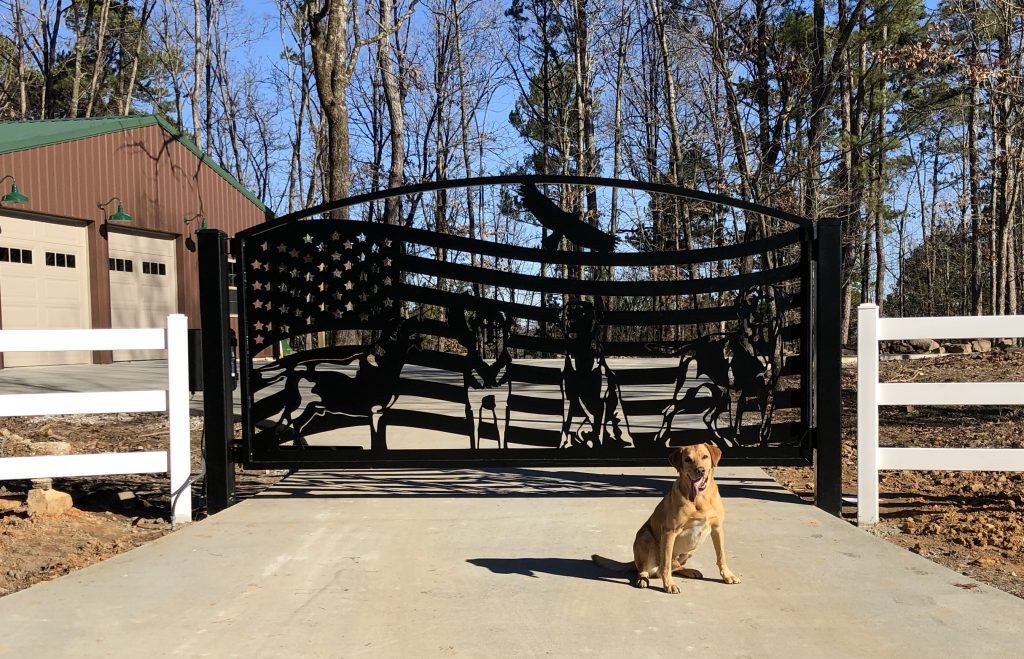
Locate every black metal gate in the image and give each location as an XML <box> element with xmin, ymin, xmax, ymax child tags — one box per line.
<box><xmin>199</xmin><ymin>176</ymin><xmax>842</xmax><ymax>513</ymax></box>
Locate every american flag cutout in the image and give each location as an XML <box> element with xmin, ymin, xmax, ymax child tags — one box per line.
<box><xmin>242</xmin><ymin>223</ymin><xmax>400</xmax><ymax>349</ymax></box>
<box><xmin>233</xmin><ymin>208</ymin><xmax>808</xmax><ymax>463</ymax></box>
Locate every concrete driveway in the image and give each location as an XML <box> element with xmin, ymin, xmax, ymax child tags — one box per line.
<box><xmin>2</xmin><ymin>361</ymin><xmax>1023</xmax><ymax>656</ymax></box>
<box><xmin>0</xmin><ymin>466</ymin><xmax>1022</xmax><ymax>658</ymax></box>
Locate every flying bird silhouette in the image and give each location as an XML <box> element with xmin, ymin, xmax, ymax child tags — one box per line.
<box><xmin>519</xmin><ymin>183</ymin><xmax>616</xmax><ymax>252</ymax></box>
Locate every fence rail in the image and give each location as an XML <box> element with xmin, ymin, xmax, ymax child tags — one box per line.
<box><xmin>0</xmin><ymin>315</ymin><xmax>192</xmax><ymax>525</ymax></box>
<box><xmin>857</xmin><ymin>304</ymin><xmax>1024</xmax><ymax>525</ymax></box>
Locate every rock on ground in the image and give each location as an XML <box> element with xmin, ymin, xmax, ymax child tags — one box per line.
<box><xmin>26</xmin><ymin>489</ymin><xmax>73</xmax><ymax>517</ymax></box>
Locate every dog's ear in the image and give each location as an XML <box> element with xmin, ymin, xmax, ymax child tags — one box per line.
<box><xmin>706</xmin><ymin>443</ymin><xmax>722</xmax><ymax>468</ymax></box>
<box><xmin>668</xmin><ymin>447</ymin><xmax>686</xmax><ymax>472</ymax></box>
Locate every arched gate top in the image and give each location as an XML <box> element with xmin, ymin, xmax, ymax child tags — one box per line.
<box><xmin>250</xmin><ymin>175</ymin><xmax>811</xmax><ymax>235</ymax></box>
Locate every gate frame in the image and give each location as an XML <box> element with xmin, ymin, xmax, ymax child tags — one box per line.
<box><xmin>199</xmin><ymin>176</ymin><xmax>843</xmax><ymax>516</ymax></box>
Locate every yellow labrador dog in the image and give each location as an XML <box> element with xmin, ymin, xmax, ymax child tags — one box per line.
<box><xmin>592</xmin><ymin>444</ymin><xmax>740</xmax><ymax>593</ymax></box>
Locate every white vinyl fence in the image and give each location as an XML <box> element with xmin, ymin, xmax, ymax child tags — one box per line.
<box><xmin>857</xmin><ymin>304</ymin><xmax>1024</xmax><ymax>525</ymax></box>
<box><xmin>0</xmin><ymin>315</ymin><xmax>192</xmax><ymax>525</ymax></box>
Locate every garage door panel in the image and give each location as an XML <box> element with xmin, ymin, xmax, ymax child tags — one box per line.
<box><xmin>0</xmin><ymin>215</ymin><xmax>91</xmax><ymax>367</ymax></box>
<box><xmin>108</xmin><ymin>232</ymin><xmax>177</xmax><ymax>361</ymax></box>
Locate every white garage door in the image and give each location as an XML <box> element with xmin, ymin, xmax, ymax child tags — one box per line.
<box><xmin>108</xmin><ymin>230</ymin><xmax>178</xmax><ymax>361</ymax></box>
<box><xmin>0</xmin><ymin>214</ymin><xmax>92</xmax><ymax>367</ymax></box>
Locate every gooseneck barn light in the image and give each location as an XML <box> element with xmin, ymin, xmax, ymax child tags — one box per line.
<box><xmin>0</xmin><ymin>176</ymin><xmax>29</xmax><ymax>204</ymax></box>
<box><xmin>97</xmin><ymin>196</ymin><xmax>132</xmax><ymax>222</ymax></box>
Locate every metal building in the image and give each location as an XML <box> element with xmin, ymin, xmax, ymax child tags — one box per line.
<box><xmin>0</xmin><ymin>115</ymin><xmax>269</xmax><ymax>367</ymax></box>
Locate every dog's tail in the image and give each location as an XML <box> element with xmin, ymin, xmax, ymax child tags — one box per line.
<box><xmin>591</xmin><ymin>554</ymin><xmax>635</xmax><ymax>572</ymax></box>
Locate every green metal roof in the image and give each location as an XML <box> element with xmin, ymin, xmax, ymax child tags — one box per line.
<box><xmin>0</xmin><ymin>115</ymin><xmax>268</xmax><ymax>212</ymax></box>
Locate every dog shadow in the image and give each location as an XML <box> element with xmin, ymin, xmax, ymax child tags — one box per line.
<box><xmin>467</xmin><ymin>557</ymin><xmax>737</xmax><ymax>587</ymax></box>
<box><xmin>467</xmin><ymin>557</ymin><xmax>624</xmax><ymax>585</ymax></box>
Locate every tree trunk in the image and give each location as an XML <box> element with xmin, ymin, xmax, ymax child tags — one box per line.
<box><xmin>121</xmin><ymin>0</ymin><xmax>156</xmax><ymax>115</ymax></box>
<box><xmin>82</xmin><ymin>0</ymin><xmax>111</xmax><ymax>117</ymax></box>
<box><xmin>968</xmin><ymin>74</ymin><xmax>983</xmax><ymax>314</ymax></box>
<box><xmin>378</xmin><ymin>0</ymin><xmax>405</xmax><ymax>224</ymax></box>
<box><xmin>68</xmin><ymin>0</ymin><xmax>96</xmax><ymax>117</ymax></box>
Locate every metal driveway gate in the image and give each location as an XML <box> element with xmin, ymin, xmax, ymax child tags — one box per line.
<box><xmin>199</xmin><ymin>176</ymin><xmax>842</xmax><ymax>514</ymax></box>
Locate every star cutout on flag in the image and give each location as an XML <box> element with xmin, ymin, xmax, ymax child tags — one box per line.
<box><xmin>344</xmin><ymin>261</ymin><xmax>353</xmax><ymax>270</ymax></box>
<box><xmin>345</xmin><ymin>281</ymin><xmax>354</xmax><ymax>290</ymax></box>
<box><xmin>331</xmin><ymin>252</ymin><xmax>342</xmax><ymax>261</ymax></box>
<box><xmin>255</xmin><ymin>335</ymin><xmax>264</xmax><ymax>345</ymax></box>
<box><xmin>343</xmin><ymin>240</ymin><xmax>353</xmax><ymax>250</ymax></box>
<box><xmin>303</xmin><ymin>234</ymin><xmax>313</xmax><ymax>244</ymax></box>
<box><xmin>345</xmin><ymin>302</ymin><xmax>354</xmax><ymax>311</ymax></box>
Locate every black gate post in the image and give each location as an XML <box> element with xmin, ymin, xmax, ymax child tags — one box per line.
<box><xmin>198</xmin><ymin>228</ymin><xmax>236</xmax><ymax>514</ymax></box>
<box><xmin>814</xmin><ymin>218</ymin><xmax>843</xmax><ymax>516</ymax></box>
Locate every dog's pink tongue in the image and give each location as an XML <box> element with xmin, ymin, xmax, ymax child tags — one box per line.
<box><xmin>690</xmin><ymin>476</ymin><xmax>706</xmax><ymax>501</ymax></box>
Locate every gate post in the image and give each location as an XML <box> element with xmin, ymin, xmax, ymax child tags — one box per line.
<box><xmin>814</xmin><ymin>218</ymin><xmax>843</xmax><ymax>516</ymax></box>
<box><xmin>198</xmin><ymin>228</ymin><xmax>236</xmax><ymax>514</ymax></box>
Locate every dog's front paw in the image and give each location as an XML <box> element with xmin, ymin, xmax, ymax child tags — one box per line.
<box><xmin>721</xmin><ymin>570</ymin><xmax>741</xmax><ymax>584</ymax></box>
<box><xmin>636</xmin><ymin>575</ymin><xmax>649</xmax><ymax>589</ymax></box>
<box><xmin>664</xmin><ymin>582</ymin><xmax>680</xmax><ymax>594</ymax></box>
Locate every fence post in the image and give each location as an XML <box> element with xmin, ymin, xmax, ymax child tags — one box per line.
<box><xmin>814</xmin><ymin>218</ymin><xmax>843</xmax><ymax>516</ymax></box>
<box><xmin>166</xmin><ymin>314</ymin><xmax>192</xmax><ymax>526</ymax></box>
<box><xmin>857</xmin><ymin>303</ymin><xmax>880</xmax><ymax>526</ymax></box>
<box><xmin>198</xmin><ymin>229</ymin><xmax>236</xmax><ymax>514</ymax></box>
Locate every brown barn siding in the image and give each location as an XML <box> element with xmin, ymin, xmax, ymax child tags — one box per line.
<box><xmin>0</xmin><ymin>124</ymin><xmax>265</xmax><ymax>338</ymax></box>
